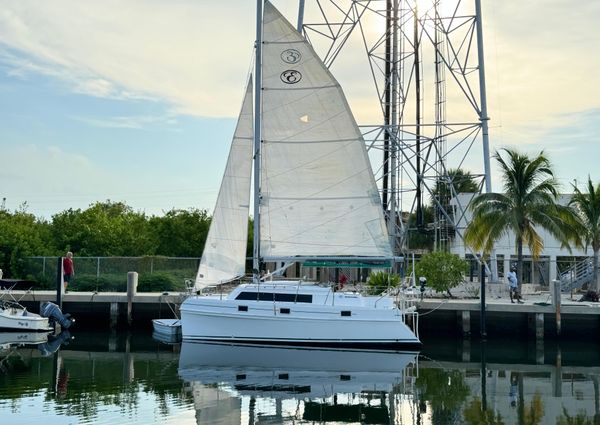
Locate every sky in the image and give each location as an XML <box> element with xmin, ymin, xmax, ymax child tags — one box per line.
<box><xmin>0</xmin><ymin>0</ymin><xmax>599</xmax><ymax>219</ymax></box>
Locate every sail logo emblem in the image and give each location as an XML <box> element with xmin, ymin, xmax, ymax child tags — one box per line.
<box><xmin>280</xmin><ymin>70</ymin><xmax>302</xmax><ymax>84</ymax></box>
<box><xmin>281</xmin><ymin>49</ymin><xmax>301</xmax><ymax>64</ymax></box>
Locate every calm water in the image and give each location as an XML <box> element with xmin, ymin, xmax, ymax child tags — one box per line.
<box><xmin>1</xmin><ymin>330</ymin><xmax>600</xmax><ymax>425</ymax></box>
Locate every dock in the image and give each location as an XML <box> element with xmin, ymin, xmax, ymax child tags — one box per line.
<box><xmin>417</xmin><ymin>293</ymin><xmax>600</xmax><ymax>339</ymax></box>
<box><xmin>14</xmin><ymin>290</ymin><xmax>185</xmax><ymax>328</ymax></box>
<box><xmin>10</xmin><ymin>289</ymin><xmax>600</xmax><ymax>338</ymax></box>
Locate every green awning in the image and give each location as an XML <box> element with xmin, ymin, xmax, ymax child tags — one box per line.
<box><xmin>302</xmin><ymin>261</ymin><xmax>391</xmax><ymax>268</ymax></box>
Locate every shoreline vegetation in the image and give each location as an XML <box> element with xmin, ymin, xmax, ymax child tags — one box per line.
<box><xmin>0</xmin><ymin>202</ymin><xmax>230</xmax><ymax>288</ymax></box>
<box><xmin>2</xmin><ymin>150</ymin><xmax>599</xmax><ymax>296</ymax></box>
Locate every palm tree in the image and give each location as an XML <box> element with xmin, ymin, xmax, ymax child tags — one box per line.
<box><xmin>568</xmin><ymin>176</ymin><xmax>600</xmax><ymax>292</ymax></box>
<box><xmin>464</xmin><ymin>148</ymin><xmax>574</xmax><ymax>289</ymax></box>
<box><xmin>432</xmin><ymin>168</ymin><xmax>480</xmax><ymax>205</ymax></box>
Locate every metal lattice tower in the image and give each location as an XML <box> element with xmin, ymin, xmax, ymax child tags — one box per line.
<box><xmin>299</xmin><ymin>0</ymin><xmax>492</xmax><ymax>257</ymax></box>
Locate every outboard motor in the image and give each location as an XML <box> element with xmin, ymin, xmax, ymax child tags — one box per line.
<box><xmin>40</xmin><ymin>301</ymin><xmax>75</xmax><ymax>329</ymax></box>
<box><xmin>38</xmin><ymin>330</ymin><xmax>72</xmax><ymax>357</ymax></box>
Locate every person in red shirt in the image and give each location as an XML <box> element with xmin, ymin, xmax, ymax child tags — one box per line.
<box><xmin>63</xmin><ymin>252</ymin><xmax>74</xmax><ymax>293</ymax></box>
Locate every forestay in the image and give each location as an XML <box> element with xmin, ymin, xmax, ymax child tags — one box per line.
<box><xmin>259</xmin><ymin>2</ymin><xmax>393</xmax><ymax>259</ymax></box>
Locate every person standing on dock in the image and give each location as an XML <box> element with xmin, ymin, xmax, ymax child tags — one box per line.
<box><xmin>63</xmin><ymin>251</ymin><xmax>74</xmax><ymax>293</ymax></box>
<box><xmin>507</xmin><ymin>266</ymin><xmax>523</xmax><ymax>303</ymax></box>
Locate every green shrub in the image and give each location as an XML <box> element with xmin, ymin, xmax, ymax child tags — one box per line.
<box><xmin>138</xmin><ymin>272</ymin><xmax>182</xmax><ymax>292</ymax></box>
<box><xmin>414</xmin><ymin>251</ymin><xmax>468</xmax><ymax>296</ymax></box>
<box><xmin>30</xmin><ymin>270</ymin><xmax>189</xmax><ymax>292</ymax></box>
<box><xmin>366</xmin><ymin>271</ymin><xmax>401</xmax><ymax>295</ymax></box>
<box><xmin>29</xmin><ymin>273</ymin><xmax>55</xmax><ymax>290</ymax></box>
<box><xmin>70</xmin><ymin>274</ymin><xmax>127</xmax><ymax>292</ymax></box>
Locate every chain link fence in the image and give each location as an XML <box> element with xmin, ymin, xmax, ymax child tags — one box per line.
<box><xmin>23</xmin><ymin>256</ymin><xmax>200</xmax><ymax>292</ymax></box>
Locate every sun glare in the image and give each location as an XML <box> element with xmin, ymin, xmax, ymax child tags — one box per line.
<box><xmin>364</xmin><ymin>0</ymin><xmax>462</xmax><ymax>36</ymax></box>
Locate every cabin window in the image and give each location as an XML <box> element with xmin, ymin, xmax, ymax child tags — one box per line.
<box><xmin>278</xmin><ymin>373</ymin><xmax>289</xmax><ymax>380</ymax></box>
<box><xmin>236</xmin><ymin>374</ymin><xmax>246</xmax><ymax>380</ymax></box>
<box><xmin>235</xmin><ymin>291</ymin><xmax>313</xmax><ymax>303</ymax></box>
<box><xmin>280</xmin><ymin>308</ymin><xmax>291</xmax><ymax>314</ymax></box>
<box><xmin>238</xmin><ymin>305</ymin><xmax>248</xmax><ymax>312</ymax></box>
<box><xmin>340</xmin><ymin>375</ymin><xmax>351</xmax><ymax>381</ymax></box>
<box><xmin>341</xmin><ymin>310</ymin><xmax>352</xmax><ymax>317</ymax></box>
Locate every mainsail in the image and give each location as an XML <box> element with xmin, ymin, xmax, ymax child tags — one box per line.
<box><xmin>195</xmin><ymin>80</ymin><xmax>253</xmax><ymax>290</ymax></box>
<box><xmin>259</xmin><ymin>2</ymin><xmax>393</xmax><ymax>259</ymax></box>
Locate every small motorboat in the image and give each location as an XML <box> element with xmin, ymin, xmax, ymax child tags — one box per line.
<box><xmin>0</xmin><ymin>300</ymin><xmax>52</xmax><ymax>331</ymax></box>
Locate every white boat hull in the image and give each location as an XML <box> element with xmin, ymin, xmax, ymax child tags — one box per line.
<box><xmin>181</xmin><ymin>295</ymin><xmax>420</xmax><ymax>350</ymax></box>
<box><xmin>0</xmin><ymin>310</ymin><xmax>51</xmax><ymax>331</ymax></box>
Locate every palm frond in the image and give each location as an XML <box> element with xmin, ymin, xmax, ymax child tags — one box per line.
<box><xmin>466</xmin><ymin>148</ymin><xmax>571</xmax><ymax>260</ymax></box>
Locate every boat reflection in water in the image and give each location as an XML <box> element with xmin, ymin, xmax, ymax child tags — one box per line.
<box><xmin>0</xmin><ymin>331</ymin><xmax>49</xmax><ymax>349</ymax></box>
<box><xmin>4</xmin><ymin>332</ymin><xmax>600</xmax><ymax>424</ymax></box>
<box><xmin>178</xmin><ymin>342</ymin><xmax>419</xmax><ymax>424</ymax></box>
<box><xmin>0</xmin><ymin>330</ymin><xmax>71</xmax><ymax>356</ymax></box>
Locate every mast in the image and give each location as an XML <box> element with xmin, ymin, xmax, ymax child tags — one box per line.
<box><xmin>253</xmin><ymin>0</ymin><xmax>263</xmax><ymax>283</ymax></box>
<box><xmin>414</xmin><ymin>5</ymin><xmax>423</xmax><ymax>228</ymax></box>
<box><xmin>475</xmin><ymin>0</ymin><xmax>497</xmax><ymax>281</ymax></box>
<box><xmin>297</xmin><ymin>0</ymin><xmax>305</xmax><ymax>31</ymax></box>
<box><xmin>389</xmin><ymin>0</ymin><xmax>399</xmax><ymax>253</ymax></box>
<box><xmin>382</xmin><ymin>0</ymin><xmax>391</xmax><ymax>211</ymax></box>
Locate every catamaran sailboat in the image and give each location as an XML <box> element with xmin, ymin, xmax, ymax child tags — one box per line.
<box><xmin>180</xmin><ymin>1</ymin><xmax>420</xmax><ymax>350</ymax></box>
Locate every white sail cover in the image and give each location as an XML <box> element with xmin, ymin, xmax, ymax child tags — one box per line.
<box><xmin>195</xmin><ymin>80</ymin><xmax>253</xmax><ymax>289</ymax></box>
<box><xmin>260</xmin><ymin>2</ymin><xmax>393</xmax><ymax>258</ymax></box>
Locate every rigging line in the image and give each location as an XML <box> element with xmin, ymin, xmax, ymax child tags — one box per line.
<box><xmin>264</xmin><ymin>83</ymin><xmax>339</xmax><ymax>91</ymax></box>
<box><xmin>262</xmin><ymin>237</ymin><xmax>379</xmax><ymax>249</ymax></box>
<box><xmin>265</xmin><ymin>195</ymin><xmax>373</xmax><ymax>201</ymax></box>
<box><xmin>264</xmin><ymin>40</ymin><xmax>305</xmax><ymax>45</ymax></box>
<box><xmin>263</xmin><ymin>137</ymin><xmax>358</xmax><ymax>144</ymax></box>
<box><xmin>416</xmin><ymin>298</ymin><xmax>449</xmax><ymax>316</ymax></box>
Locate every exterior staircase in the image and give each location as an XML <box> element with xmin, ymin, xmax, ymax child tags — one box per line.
<box><xmin>559</xmin><ymin>258</ymin><xmax>595</xmax><ymax>292</ymax></box>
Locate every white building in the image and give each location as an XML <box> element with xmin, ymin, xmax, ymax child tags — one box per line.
<box><xmin>449</xmin><ymin>193</ymin><xmax>591</xmax><ymax>287</ymax></box>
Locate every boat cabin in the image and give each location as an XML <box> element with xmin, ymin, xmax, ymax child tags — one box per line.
<box><xmin>227</xmin><ymin>282</ymin><xmax>394</xmax><ymax>308</ymax></box>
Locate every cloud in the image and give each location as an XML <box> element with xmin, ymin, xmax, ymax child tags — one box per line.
<box><xmin>1</xmin><ymin>0</ymin><xmax>599</xmax><ymax>204</ymax></box>
<box><xmin>0</xmin><ymin>0</ymin><xmax>258</xmax><ymax>118</ymax></box>
<box><xmin>70</xmin><ymin>113</ymin><xmax>178</xmax><ymax>130</ymax></box>
<box><xmin>1</xmin><ymin>0</ymin><xmax>598</xmax><ymax>130</ymax></box>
